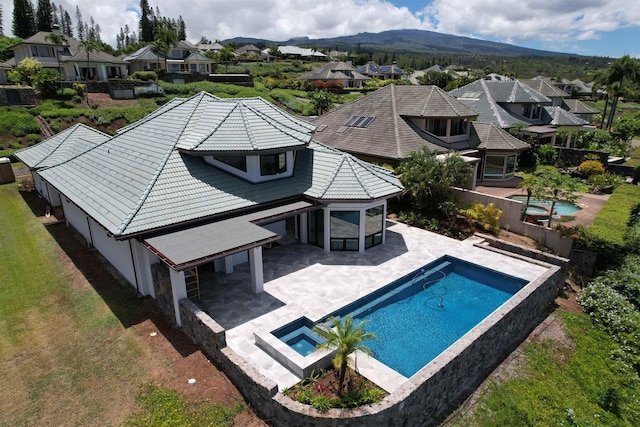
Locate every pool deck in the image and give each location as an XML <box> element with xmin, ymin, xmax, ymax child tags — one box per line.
<box><xmin>476</xmin><ymin>186</ymin><xmax>610</xmax><ymax>228</ymax></box>
<box><xmin>197</xmin><ymin>221</ymin><xmax>550</xmax><ymax>392</ymax></box>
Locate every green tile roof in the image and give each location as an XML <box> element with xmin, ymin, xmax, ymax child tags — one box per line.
<box><xmin>38</xmin><ymin>92</ymin><xmax>402</xmax><ymax>238</ymax></box>
<box><xmin>14</xmin><ymin>124</ymin><xmax>110</xmax><ymax>169</ymax></box>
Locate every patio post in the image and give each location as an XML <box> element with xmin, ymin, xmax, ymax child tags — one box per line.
<box><xmin>249</xmin><ymin>246</ymin><xmax>264</xmax><ymax>294</ymax></box>
<box><xmin>169</xmin><ymin>268</ymin><xmax>187</xmax><ymax>326</ymax></box>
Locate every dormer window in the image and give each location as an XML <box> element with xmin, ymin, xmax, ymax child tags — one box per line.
<box><xmin>426</xmin><ymin>119</ymin><xmax>447</xmax><ymax>136</ymax></box>
<box><xmin>214</xmin><ymin>155</ymin><xmax>247</xmax><ymax>172</ymax></box>
<box><xmin>31</xmin><ymin>45</ymin><xmax>55</xmax><ymax>57</ymax></box>
<box><xmin>450</xmin><ymin>119</ymin><xmax>468</xmax><ymax>136</ymax></box>
<box><xmin>260</xmin><ymin>153</ymin><xmax>287</xmax><ymax>176</ymax></box>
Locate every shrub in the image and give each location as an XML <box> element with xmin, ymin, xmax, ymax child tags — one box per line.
<box><xmin>9</xmin><ymin>142</ymin><xmax>23</xmax><ymax>149</ymax></box>
<box><xmin>536</xmin><ymin>144</ymin><xmax>558</xmax><ymax>165</ymax></box>
<box><xmin>130</xmin><ymin>71</ymin><xmax>157</xmax><ymax>81</ymax></box>
<box><xmin>578</xmin><ymin>159</ymin><xmax>605</xmax><ymax>176</ymax></box>
<box><xmin>27</xmin><ymin>134</ymin><xmax>41</xmax><ymax>145</ymax></box>
<box><xmin>58</xmin><ymin>88</ymin><xmax>77</xmax><ymax>99</ymax></box>
<box><xmin>0</xmin><ymin>109</ymin><xmax>40</xmax><ymax>136</ymax></box>
<box><xmin>49</xmin><ymin>121</ymin><xmax>62</xmax><ymax>132</ymax></box>
<box><xmin>72</xmin><ymin>95</ymin><xmax>82</xmax><ymax>104</ymax></box>
<box><xmin>72</xmin><ymin>83</ymin><xmax>85</xmax><ymax>97</ymax></box>
<box><xmin>462</xmin><ymin>202</ymin><xmax>502</xmax><ymax>234</ymax></box>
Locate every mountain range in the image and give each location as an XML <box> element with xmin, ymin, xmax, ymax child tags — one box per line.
<box><xmin>224</xmin><ymin>29</ymin><xmax>570</xmax><ymax>57</ymax></box>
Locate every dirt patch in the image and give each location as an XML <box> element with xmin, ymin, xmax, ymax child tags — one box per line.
<box><xmin>495</xmin><ymin>229</ymin><xmax>540</xmax><ymax>249</ymax></box>
<box><xmin>86</xmin><ymin>92</ymin><xmax>142</xmax><ymax>108</ymax></box>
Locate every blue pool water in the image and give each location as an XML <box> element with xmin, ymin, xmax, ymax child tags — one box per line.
<box><xmin>508</xmin><ymin>195</ymin><xmax>581</xmax><ymax>215</ymax></box>
<box><xmin>273</xmin><ymin>256</ymin><xmax>528</xmax><ymax>377</ymax></box>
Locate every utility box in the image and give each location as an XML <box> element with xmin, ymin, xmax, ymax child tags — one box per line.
<box><xmin>0</xmin><ymin>157</ymin><xmax>16</xmax><ymax>183</ymax></box>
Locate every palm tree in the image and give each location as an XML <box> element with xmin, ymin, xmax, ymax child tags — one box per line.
<box><xmin>217</xmin><ymin>47</ymin><xmax>236</xmax><ymax>73</ymax></box>
<box><xmin>149</xmin><ymin>40</ymin><xmax>167</xmax><ymax>91</ymax></box>
<box><xmin>530</xmin><ymin>170</ymin><xmax>584</xmax><ymax>228</ymax></box>
<box><xmin>80</xmin><ymin>40</ymin><xmax>98</xmax><ymax>106</ymax></box>
<box><xmin>45</xmin><ymin>33</ymin><xmax>67</xmax><ymax>93</ymax></box>
<box><xmin>601</xmin><ymin>56</ymin><xmax>640</xmax><ymax>130</ymax></box>
<box><xmin>517</xmin><ymin>173</ymin><xmax>543</xmax><ymax>220</ymax></box>
<box><xmin>313</xmin><ymin>316</ymin><xmax>376</xmax><ymax>397</ymax></box>
<box><xmin>154</xmin><ymin>24</ymin><xmax>178</xmax><ymax>73</ymax></box>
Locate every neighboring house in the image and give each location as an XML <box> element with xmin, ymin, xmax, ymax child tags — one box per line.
<box><xmin>123</xmin><ymin>41</ymin><xmax>214</xmax><ymax>74</ymax></box>
<box><xmin>556</xmin><ymin>78</ymin><xmax>595</xmax><ymax>98</ymax></box>
<box><xmin>520</xmin><ymin>79</ymin><xmax>569</xmax><ymax>107</ymax></box>
<box><xmin>196</xmin><ymin>41</ymin><xmax>224</xmax><ymax>55</ymax></box>
<box><xmin>7</xmin><ymin>31</ymin><xmax>127</xmax><ymax>81</ymax></box>
<box><xmin>15</xmin><ymin>92</ymin><xmax>402</xmax><ymax>326</ymax></box>
<box><xmin>234</xmin><ymin>44</ymin><xmax>262</xmax><ymax>59</ymax></box>
<box><xmin>449</xmin><ymin>79</ymin><xmax>589</xmax><ymax>145</ymax></box>
<box><xmin>262</xmin><ymin>45</ymin><xmax>327</xmax><ymax>61</ymax></box>
<box><xmin>297</xmin><ymin>61</ymin><xmax>370</xmax><ymax>88</ymax></box>
<box><xmin>355</xmin><ymin>61</ymin><xmax>404</xmax><ymax>80</ymax></box>
<box><xmin>561</xmin><ymin>98</ymin><xmax>600</xmax><ymax>123</ymax></box>
<box><xmin>311</xmin><ymin>84</ymin><xmax>530</xmax><ymax>183</ymax></box>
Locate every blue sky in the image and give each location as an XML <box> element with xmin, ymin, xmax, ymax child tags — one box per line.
<box><xmin>2</xmin><ymin>0</ymin><xmax>638</xmax><ymax>58</ymax></box>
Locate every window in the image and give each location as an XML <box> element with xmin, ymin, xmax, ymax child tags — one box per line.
<box><xmin>426</xmin><ymin>119</ymin><xmax>447</xmax><ymax>136</ymax></box>
<box><xmin>330</xmin><ymin>211</ymin><xmax>360</xmax><ymax>251</ymax></box>
<box><xmin>214</xmin><ymin>155</ymin><xmax>247</xmax><ymax>172</ymax></box>
<box><xmin>364</xmin><ymin>205</ymin><xmax>384</xmax><ymax>249</ymax></box>
<box><xmin>260</xmin><ymin>153</ymin><xmax>286</xmax><ymax>176</ymax></box>
<box><xmin>450</xmin><ymin>119</ymin><xmax>467</xmax><ymax>136</ymax></box>
<box><xmin>308</xmin><ymin>210</ymin><xmax>324</xmax><ymax>247</ymax></box>
<box><xmin>30</xmin><ymin>45</ymin><xmax>54</xmax><ymax>57</ymax></box>
<box><xmin>484</xmin><ymin>154</ymin><xmax>517</xmax><ymax>180</ymax></box>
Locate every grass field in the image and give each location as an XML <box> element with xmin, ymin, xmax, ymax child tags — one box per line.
<box><xmin>0</xmin><ymin>183</ymin><xmax>250</xmax><ymax>426</ymax></box>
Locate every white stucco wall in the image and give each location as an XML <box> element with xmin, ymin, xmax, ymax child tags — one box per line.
<box><xmin>89</xmin><ymin>218</ymin><xmax>137</xmax><ymax>288</ymax></box>
<box><xmin>61</xmin><ymin>197</ymin><xmax>91</xmax><ymax>244</ymax></box>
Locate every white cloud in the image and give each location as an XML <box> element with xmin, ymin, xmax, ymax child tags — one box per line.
<box><xmin>419</xmin><ymin>0</ymin><xmax>640</xmax><ymax>52</ymax></box>
<box><xmin>1</xmin><ymin>0</ymin><xmax>639</xmax><ymax>56</ymax></box>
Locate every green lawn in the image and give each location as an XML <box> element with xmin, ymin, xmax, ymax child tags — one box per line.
<box><xmin>452</xmin><ymin>312</ymin><xmax>640</xmax><ymax>426</ymax></box>
<box><xmin>0</xmin><ymin>184</ymin><xmax>243</xmax><ymax>426</ymax></box>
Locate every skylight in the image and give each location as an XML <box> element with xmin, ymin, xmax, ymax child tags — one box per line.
<box><xmin>343</xmin><ymin>116</ymin><xmax>375</xmax><ymax>128</ymax></box>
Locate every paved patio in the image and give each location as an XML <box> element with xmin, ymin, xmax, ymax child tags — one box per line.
<box><xmin>197</xmin><ymin>220</ymin><xmax>550</xmax><ymax>391</ymax></box>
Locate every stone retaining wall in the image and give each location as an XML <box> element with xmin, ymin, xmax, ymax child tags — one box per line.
<box><xmin>151</xmin><ymin>263</ymin><xmax>176</xmax><ymax>324</ymax></box>
<box><xmin>175</xmin><ymin>259</ymin><xmax>563</xmax><ymax>426</ymax></box>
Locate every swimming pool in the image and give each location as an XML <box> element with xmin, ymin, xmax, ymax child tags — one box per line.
<box><xmin>508</xmin><ymin>195</ymin><xmax>581</xmax><ymax>215</ymax></box>
<box><xmin>271</xmin><ymin>255</ymin><xmax>528</xmax><ymax>378</ymax></box>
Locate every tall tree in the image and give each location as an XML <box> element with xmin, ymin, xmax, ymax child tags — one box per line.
<box><xmin>139</xmin><ymin>0</ymin><xmax>153</xmax><ymax>42</ymax></box>
<box><xmin>62</xmin><ymin>10</ymin><xmax>72</xmax><ymax>36</ymax></box>
<box><xmin>51</xmin><ymin>2</ymin><xmax>58</xmax><ymax>27</ymax></box>
<box><xmin>75</xmin><ymin>5</ymin><xmax>84</xmax><ymax>40</ymax></box>
<box><xmin>153</xmin><ymin>23</ymin><xmax>177</xmax><ymax>71</ymax></box>
<box><xmin>604</xmin><ymin>56</ymin><xmax>640</xmax><ymax>130</ymax></box>
<box><xmin>177</xmin><ymin>15</ymin><xmax>186</xmax><ymax>41</ymax></box>
<box><xmin>36</xmin><ymin>0</ymin><xmax>52</xmax><ymax>32</ymax></box>
<box><xmin>0</xmin><ymin>4</ymin><xmax>4</xmax><ymax>36</ymax></box>
<box><xmin>12</xmin><ymin>0</ymin><xmax>36</xmax><ymax>38</ymax></box>
<box><xmin>80</xmin><ymin>39</ymin><xmax>98</xmax><ymax>106</ymax></box>
<box><xmin>45</xmin><ymin>32</ymin><xmax>66</xmax><ymax>91</ymax></box>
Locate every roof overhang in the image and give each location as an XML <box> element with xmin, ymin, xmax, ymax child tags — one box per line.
<box><xmin>142</xmin><ymin>201</ymin><xmax>317</xmax><ymax>270</ymax></box>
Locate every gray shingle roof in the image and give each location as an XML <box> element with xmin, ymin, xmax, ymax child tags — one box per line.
<box><xmin>14</xmin><ymin>124</ymin><xmax>110</xmax><ymax>169</ymax></box>
<box><xmin>469</xmin><ymin>122</ymin><xmax>530</xmax><ymax>151</ymax></box>
<box><xmin>562</xmin><ymin>99</ymin><xmax>599</xmax><ymax>114</ymax></box>
<box><xmin>449</xmin><ymin>79</ymin><xmax>550</xmax><ymax>128</ymax></box>
<box><xmin>542</xmin><ymin>106</ymin><xmax>589</xmax><ymax>126</ymax></box>
<box><xmin>312</xmin><ymin>85</ymin><xmax>477</xmax><ymax>161</ymax></box>
<box><xmin>37</xmin><ymin>92</ymin><xmax>401</xmax><ymax>238</ymax></box>
<box><xmin>520</xmin><ymin>79</ymin><xmax>570</xmax><ymax>99</ymax></box>
<box><xmin>298</xmin><ymin>62</ymin><xmax>370</xmax><ymax>81</ymax></box>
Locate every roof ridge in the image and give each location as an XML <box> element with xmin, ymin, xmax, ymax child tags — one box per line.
<box><xmin>318</xmin><ymin>153</ymin><xmax>348</xmax><ymax>198</ymax></box>
<box><xmin>117</xmin><ymin>92</ymin><xmax>208</xmax><ymax>235</ymax></box>
<box><xmin>481</xmin><ymin>80</ymin><xmax>508</xmax><ymax>128</ymax></box>
<box><xmin>241</xmin><ymin>104</ymin><xmax>259</xmax><ymax>150</ymax></box>
<box><xmin>389</xmin><ymin>84</ymin><xmax>403</xmax><ymax>159</ymax></box>
<box><xmin>346</xmin><ymin>156</ymin><xmax>373</xmax><ymax>199</ymax></box>
<box><xmin>32</xmin><ymin>124</ymin><xmax>78</xmax><ymax>168</ymax></box>
<box><xmin>241</xmin><ymin>100</ymin><xmax>313</xmax><ymax>140</ymax></box>
<box><xmin>190</xmin><ymin>101</ymin><xmax>238</xmax><ymax>150</ymax></box>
